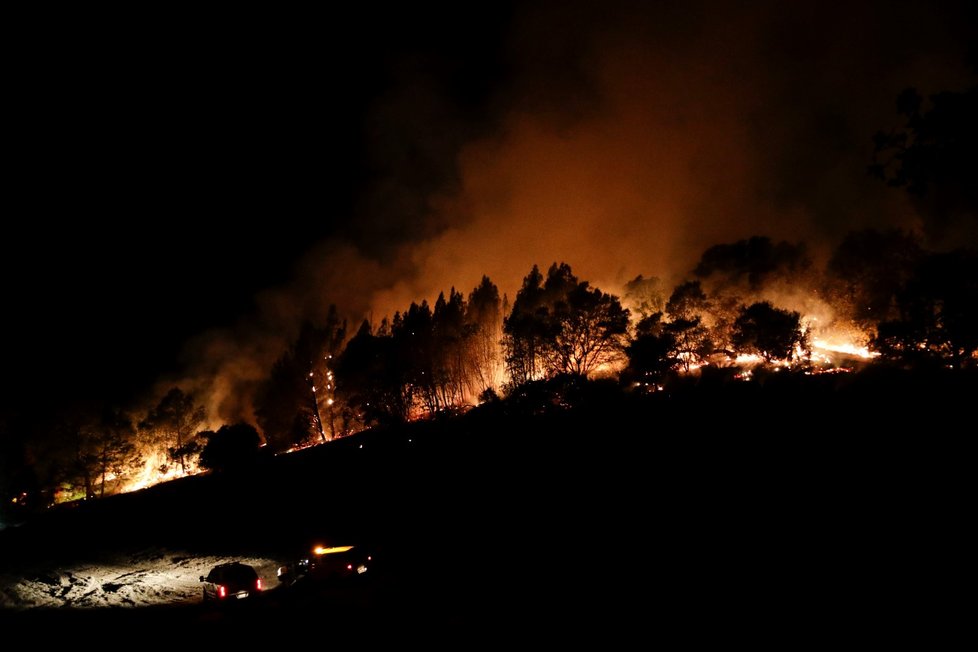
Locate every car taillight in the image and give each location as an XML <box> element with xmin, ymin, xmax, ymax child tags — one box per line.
<box><xmin>218</xmin><ymin>585</ymin><xmax>227</xmax><ymax>599</ymax></box>
<box><xmin>256</xmin><ymin>578</ymin><xmax>262</xmax><ymax>591</ymax></box>
<box><xmin>347</xmin><ymin>564</ymin><xmax>353</xmax><ymax>570</ymax></box>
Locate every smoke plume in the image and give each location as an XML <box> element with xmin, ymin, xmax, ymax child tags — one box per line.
<box><xmin>171</xmin><ymin>0</ymin><xmax>976</xmax><ymax>423</ymax></box>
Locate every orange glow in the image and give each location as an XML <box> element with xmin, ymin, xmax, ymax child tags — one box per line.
<box><xmin>313</xmin><ymin>545</ymin><xmax>354</xmax><ymax>556</ymax></box>
<box><xmin>811</xmin><ymin>338</ymin><xmax>878</xmax><ymax>360</ymax></box>
<box><xmin>733</xmin><ymin>353</ymin><xmax>764</xmax><ymax>366</ymax></box>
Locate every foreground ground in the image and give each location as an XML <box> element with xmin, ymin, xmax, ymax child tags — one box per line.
<box><xmin>1</xmin><ymin>370</ymin><xmax>973</xmax><ymax>638</ymax></box>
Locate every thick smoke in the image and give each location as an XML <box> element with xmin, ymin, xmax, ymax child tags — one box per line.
<box><xmin>171</xmin><ymin>0</ymin><xmax>976</xmax><ymax>423</ymax></box>
<box><xmin>364</xmin><ymin>0</ymin><xmax>974</xmax><ymax>311</ymax></box>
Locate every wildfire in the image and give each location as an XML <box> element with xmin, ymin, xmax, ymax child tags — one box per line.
<box><xmin>811</xmin><ymin>338</ymin><xmax>879</xmax><ymax>360</ymax></box>
<box><xmin>733</xmin><ymin>353</ymin><xmax>765</xmax><ymax>366</ymax></box>
<box><xmin>116</xmin><ymin>447</ymin><xmax>197</xmax><ymax>494</ymax></box>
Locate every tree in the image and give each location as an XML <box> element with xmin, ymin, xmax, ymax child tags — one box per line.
<box><xmin>47</xmin><ymin>405</ymin><xmax>143</xmax><ymax>501</ymax></box>
<box><xmin>504</xmin><ymin>263</ymin><xmax>629</xmax><ymax>382</ymax></box>
<box><xmin>665</xmin><ymin>281</ymin><xmax>712</xmax><ymax>371</ymax></box>
<box><xmin>336</xmin><ymin>319</ymin><xmax>409</xmax><ymax>427</ymax></box>
<box><xmin>140</xmin><ymin>388</ymin><xmax>205</xmax><ymax>475</ymax></box>
<box><xmin>625</xmin><ymin>313</ymin><xmax>677</xmax><ymax>383</ymax></box>
<box><xmin>198</xmin><ymin>423</ymin><xmax>262</xmax><ymax>472</ymax></box>
<box><xmin>870</xmin><ymin>83</ymin><xmax>978</xmax><ymax>240</ymax></box>
<box><xmin>550</xmin><ymin>282</ymin><xmax>630</xmax><ymax>376</ymax></box>
<box><xmin>694</xmin><ymin>236</ymin><xmax>811</xmax><ymax>291</ymax></box>
<box><xmin>827</xmin><ymin>229</ymin><xmax>923</xmax><ymax>327</ymax></box>
<box><xmin>731</xmin><ymin>302</ymin><xmax>805</xmax><ymax>362</ymax></box>
<box><xmin>432</xmin><ymin>288</ymin><xmax>471</xmax><ymax>408</ymax></box>
<box><xmin>872</xmin><ymin>249</ymin><xmax>978</xmax><ymax>365</ymax></box>
<box><xmin>466</xmin><ymin>276</ymin><xmax>503</xmax><ymax>394</ymax></box>
<box><xmin>502</xmin><ymin>265</ymin><xmax>550</xmax><ymax>385</ymax></box>
<box><xmin>305</xmin><ymin>307</ymin><xmax>347</xmax><ymax>440</ymax></box>
<box><xmin>85</xmin><ymin>408</ymin><xmax>141</xmax><ymax>498</ymax></box>
<box><xmin>254</xmin><ymin>351</ymin><xmax>317</xmax><ymax>451</ymax></box>
<box><xmin>254</xmin><ymin>308</ymin><xmax>347</xmax><ymax>449</ymax></box>
<box><xmin>395</xmin><ymin>300</ymin><xmax>437</xmax><ymax>414</ymax></box>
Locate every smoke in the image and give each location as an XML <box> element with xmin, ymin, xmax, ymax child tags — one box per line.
<box><xmin>360</xmin><ymin>0</ymin><xmax>975</xmax><ymax>311</ymax></box>
<box><xmin>167</xmin><ymin>0</ymin><xmax>976</xmax><ymax>424</ymax></box>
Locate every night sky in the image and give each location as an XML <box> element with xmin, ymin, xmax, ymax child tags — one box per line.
<box><xmin>3</xmin><ymin>2</ymin><xmax>975</xmax><ymax>422</ymax></box>
<box><xmin>4</xmin><ymin>5</ymin><xmax>513</xmax><ymax>412</ymax></box>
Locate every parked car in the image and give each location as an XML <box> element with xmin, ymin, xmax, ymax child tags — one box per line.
<box><xmin>200</xmin><ymin>562</ymin><xmax>263</xmax><ymax>602</ymax></box>
<box><xmin>277</xmin><ymin>544</ymin><xmax>373</xmax><ymax>585</ymax></box>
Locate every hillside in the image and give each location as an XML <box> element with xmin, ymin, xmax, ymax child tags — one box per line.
<box><xmin>0</xmin><ymin>369</ymin><xmax>972</xmax><ymax>636</ymax></box>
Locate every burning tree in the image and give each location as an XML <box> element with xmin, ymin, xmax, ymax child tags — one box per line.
<box><xmin>36</xmin><ymin>405</ymin><xmax>143</xmax><ymax>502</ymax></box>
<box><xmin>336</xmin><ymin>319</ymin><xmax>410</xmax><ymax>427</ymax></box>
<box><xmin>306</xmin><ymin>307</ymin><xmax>347</xmax><ymax>440</ymax></box>
<box><xmin>503</xmin><ymin>265</ymin><xmax>551</xmax><ymax>385</ymax></box>
<box><xmin>623</xmin><ymin>274</ymin><xmax>666</xmax><ymax>320</ymax></box>
<box><xmin>466</xmin><ymin>276</ymin><xmax>504</xmax><ymax>395</ymax></box>
<box><xmin>504</xmin><ymin>263</ymin><xmax>629</xmax><ymax>380</ymax></box>
<box><xmin>550</xmin><ymin>282</ymin><xmax>630</xmax><ymax>376</ymax></box>
<box><xmin>255</xmin><ymin>307</ymin><xmax>347</xmax><ymax>449</ymax></box>
<box><xmin>664</xmin><ymin>280</ymin><xmax>712</xmax><ymax>371</ymax></box>
<box><xmin>432</xmin><ymin>289</ymin><xmax>470</xmax><ymax>408</ymax></box>
<box><xmin>87</xmin><ymin>408</ymin><xmax>142</xmax><ymax>498</ymax></box>
<box><xmin>140</xmin><ymin>388</ymin><xmax>205</xmax><ymax>476</ymax></box>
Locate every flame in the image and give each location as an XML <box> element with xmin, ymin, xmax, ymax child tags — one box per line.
<box><xmin>313</xmin><ymin>545</ymin><xmax>354</xmax><ymax>555</ymax></box>
<box><xmin>811</xmin><ymin>338</ymin><xmax>879</xmax><ymax>360</ymax></box>
<box><xmin>115</xmin><ymin>446</ymin><xmax>200</xmax><ymax>494</ymax></box>
<box><xmin>733</xmin><ymin>353</ymin><xmax>765</xmax><ymax>366</ymax></box>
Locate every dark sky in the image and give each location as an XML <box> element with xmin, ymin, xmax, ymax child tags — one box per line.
<box><xmin>2</xmin><ymin>1</ymin><xmax>975</xmax><ymax>425</ymax></box>
<box><xmin>3</xmin><ymin>5</ymin><xmax>514</xmax><ymax>414</ymax></box>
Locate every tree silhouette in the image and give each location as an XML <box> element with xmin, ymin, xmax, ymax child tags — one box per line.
<box><xmin>873</xmin><ymin>249</ymin><xmax>978</xmax><ymax>365</ymax></box>
<box><xmin>694</xmin><ymin>236</ymin><xmax>811</xmax><ymax>291</ymax></box>
<box><xmin>503</xmin><ymin>265</ymin><xmax>550</xmax><ymax>385</ymax></box>
<box><xmin>466</xmin><ymin>276</ymin><xmax>503</xmax><ymax>395</ymax></box>
<box><xmin>827</xmin><ymin>229</ymin><xmax>923</xmax><ymax>328</ymax></box>
<box><xmin>432</xmin><ymin>288</ymin><xmax>471</xmax><ymax>409</ymax></box>
<box><xmin>625</xmin><ymin>312</ymin><xmax>677</xmax><ymax>384</ymax></box>
<box><xmin>870</xmin><ymin>82</ymin><xmax>978</xmax><ymax>240</ymax></box>
<box><xmin>39</xmin><ymin>404</ymin><xmax>143</xmax><ymax>501</ymax></box>
<box><xmin>306</xmin><ymin>306</ymin><xmax>347</xmax><ymax>440</ymax></box>
<box><xmin>731</xmin><ymin>302</ymin><xmax>805</xmax><ymax>362</ymax></box>
<box><xmin>504</xmin><ymin>263</ymin><xmax>629</xmax><ymax>381</ymax></box>
<box><xmin>255</xmin><ymin>308</ymin><xmax>347</xmax><ymax>449</ymax></box>
<box><xmin>255</xmin><ymin>351</ymin><xmax>315</xmax><ymax>451</ymax></box>
<box><xmin>198</xmin><ymin>423</ymin><xmax>261</xmax><ymax>472</ymax></box>
<box><xmin>665</xmin><ymin>280</ymin><xmax>712</xmax><ymax>371</ymax></box>
<box><xmin>336</xmin><ymin>319</ymin><xmax>408</xmax><ymax>427</ymax></box>
<box><xmin>395</xmin><ymin>300</ymin><xmax>436</xmax><ymax>414</ymax></box>
<box><xmin>140</xmin><ymin>388</ymin><xmax>205</xmax><ymax>475</ymax></box>
<box><xmin>87</xmin><ymin>408</ymin><xmax>141</xmax><ymax>498</ymax></box>
<box><xmin>551</xmin><ymin>281</ymin><xmax>630</xmax><ymax>376</ymax></box>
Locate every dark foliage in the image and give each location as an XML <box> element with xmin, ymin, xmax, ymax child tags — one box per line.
<box><xmin>732</xmin><ymin>301</ymin><xmax>805</xmax><ymax>362</ymax></box>
<box><xmin>870</xmin><ymin>82</ymin><xmax>978</xmax><ymax>239</ymax></box>
<box><xmin>694</xmin><ymin>236</ymin><xmax>811</xmax><ymax>290</ymax></box>
<box><xmin>198</xmin><ymin>423</ymin><xmax>262</xmax><ymax>472</ymax></box>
